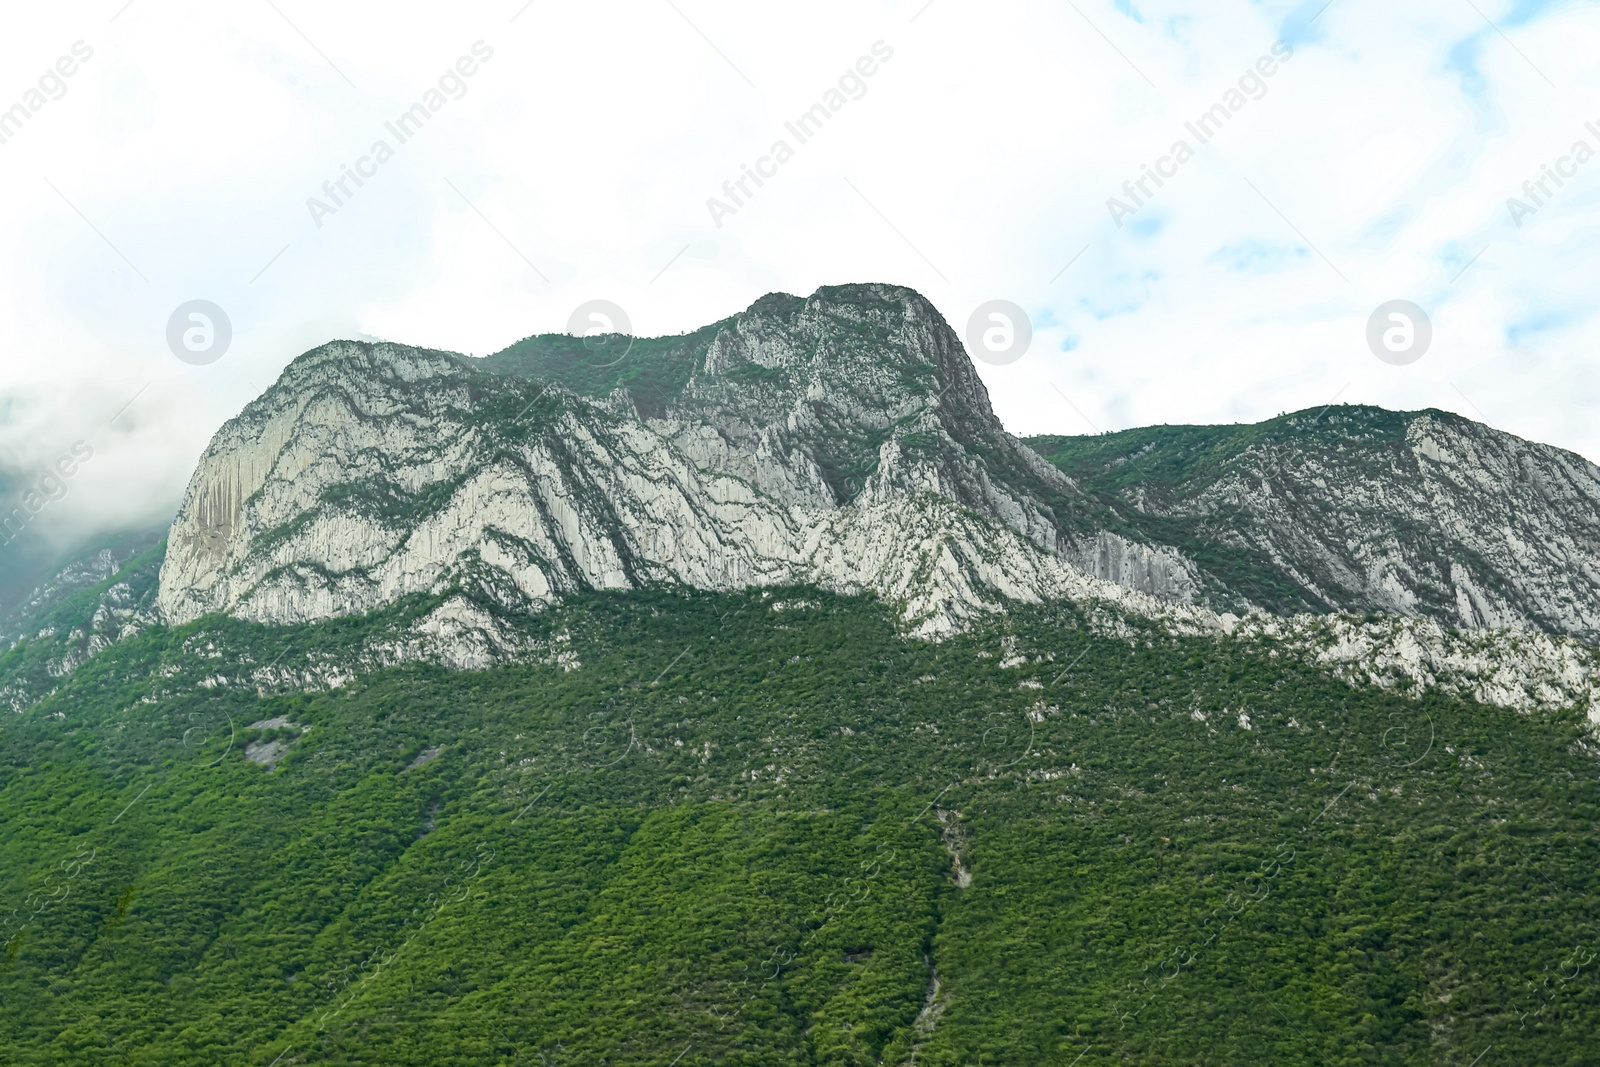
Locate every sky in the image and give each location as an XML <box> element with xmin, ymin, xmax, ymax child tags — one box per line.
<box><xmin>1</xmin><ymin>0</ymin><xmax>1597</xmax><ymax>566</ymax></box>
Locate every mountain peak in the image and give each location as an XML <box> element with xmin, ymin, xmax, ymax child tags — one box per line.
<box><xmin>157</xmin><ymin>286</ymin><xmax>1116</xmax><ymax>637</ymax></box>
<box><xmin>481</xmin><ymin>283</ymin><xmax>989</xmax><ymax>426</ymax></box>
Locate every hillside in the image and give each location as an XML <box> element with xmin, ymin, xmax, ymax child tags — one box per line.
<box><xmin>3</xmin><ymin>588</ymin><xmax>1599</xmax><ymax>1065</ymax></box>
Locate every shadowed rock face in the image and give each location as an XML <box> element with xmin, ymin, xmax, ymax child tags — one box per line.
<box><xmin>1027</xmin><ymin>406</ymin><xmax>1600</xmax><ymax>641</ymax></box>
<box><xmin>157</xmin><ymin>283</ymin><xmax>1597</xmax><ymax>644</ymax></box>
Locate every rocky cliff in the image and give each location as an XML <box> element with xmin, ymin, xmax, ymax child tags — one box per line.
<box><xmin>1028</xmin><ymin>406</ymin><xmax>1600</xmax><ymax>641</ymax></box>
<box><xmin>157</xmin><ymin>285</ymin><xmax>1196</xmax><ymax>638</ymax></box>
<box><xmin>156</xmin><ymin>284</ymin><xmax>1600</xmax><ymax>677</ymax></box>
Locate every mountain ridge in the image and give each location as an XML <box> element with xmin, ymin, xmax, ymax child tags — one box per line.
<box><xmin>5</xmin><ymin>285</ymin><xmax>1600</xmax><ymax>1064</ymax></box>
<box><xmin>155</xmin><ymin>283</ymin><xmax>1600</xmax><ymax>646</ymax></box>
<box><xmin>7</xmin><ymin>284</ymin><xmax>1598</xmax><ymax>721</ymax></box>
<box><xmin>1026</xmin><ymin>402</ymin><xmax>1600</xmax><ymax>636</ymax></box>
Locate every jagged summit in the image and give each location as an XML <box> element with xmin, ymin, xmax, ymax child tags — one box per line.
<box><xmin>480</xmin><ymin>283</ymin><xmax>1008</xmax><ymax>469</ymax></box>
<box><xmin>154</xmin><ymin>284</ymin><xmax>1600</xmax><ymax>648</ymax></box>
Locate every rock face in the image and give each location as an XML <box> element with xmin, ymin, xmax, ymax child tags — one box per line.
<box><xmin>158</xmin><ymin>284</ymin><xmax>1600</xmax><ymax>651</ymax></box>
<box><xmin>1</xmin><ymin>537</ymin><xmax>158</xmax><ymax>648</ymax></box>
<box><xmin>1027</xmin><ymin>406</ymin><xmax>1600</xmax><ymax>641</ymax></box>
<box><xmin>0</xmin><ymin>534</ymin><xmax>163</xmax><ymax>714</ymax></box>
<box><xmin>158</xmin><ymin>286</ymin><xmax>1191</xmax><ymax>637</ymax></box>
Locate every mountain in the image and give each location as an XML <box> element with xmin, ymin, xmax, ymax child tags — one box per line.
<box><xmin>0</xmin><ymin>530</ymin><xmax>164</xmax><ymax>645</ymax></box>
<box><xmin>138</xmin><ymin>283</ymin><xmax>1600</xmax><ymax>720</ymax></box>
<box><xmin>3</xmin><ymin>284</ymin><xmax>1600</xmax><ymax>1065</ymax></box>
<box><xmin>155</xmin><ymin>285</ymin><xmax>1197</xmax><ymax>642</ymax></box>
<box><xmin>1028</xmin><ymin>407</ymin><xmax>1600</xmax><ymax>639</ymax></box>
<box><xmin>0</xmin><ymin>531</ymin><xmax>164</xmax><ymax>714</ymax></box>
<box><xmin>156</xmin><ymin>285</ymin><xmax>1600</xmax><ymax>653</ymax></box>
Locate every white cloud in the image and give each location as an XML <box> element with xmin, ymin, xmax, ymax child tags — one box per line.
<box><xmin>0</xmin><ymin>0</ymin><xmax>1596</xmax><ymax>554</ymax></box>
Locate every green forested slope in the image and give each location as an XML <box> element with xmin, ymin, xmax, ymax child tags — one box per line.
<box><xmin>481</xmin><ymin>318</ymin><xmax>731</xmax><ymax>417</ymax></box>
<box><xmin>1</xmin><ymin>587</ymin><xmax>1597</xmax><ymax>1065</ymax></box>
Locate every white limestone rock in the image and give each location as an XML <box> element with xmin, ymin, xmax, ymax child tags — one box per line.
<box><xmin>151</xmin><ymin>284</ymin><xmax>1599</xmax><ymax>717</ymax></box>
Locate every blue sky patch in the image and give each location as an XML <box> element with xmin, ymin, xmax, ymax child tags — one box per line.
<box><xmin>1207</xmin><ymin>240</ymin><xmax>1308</xmax><ymax>272</ymax></box>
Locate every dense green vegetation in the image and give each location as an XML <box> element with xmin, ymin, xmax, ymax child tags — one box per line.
<box><xmin>2</xmin><ymin>579</ymin><xmax>1598</xmax><ymax>1065</ymax></box>
<box><xmin>1023</xmin><ymin>406</ymin><xmax>1420</xmax><ymax>498</ymax></box>
<box><xmin>483</xmin><ymin>320</ymin><xmax>730</xmax><ymax>417</ymax></box>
